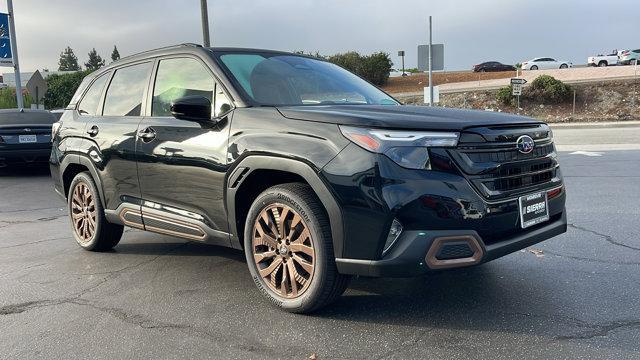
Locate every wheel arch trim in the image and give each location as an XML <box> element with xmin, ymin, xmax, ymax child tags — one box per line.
<box><xmin>60</xmin><ymin>153</ymin><xmax>106</xmax><ymax>208</ymax></box>
<box><xmin>226</xmin><ymin>155</ymin><xmax>345</xmax><ymax>258</ymax></box>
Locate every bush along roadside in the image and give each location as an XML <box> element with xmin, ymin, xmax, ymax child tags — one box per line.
<box><xmin>496</xmin><ymin>75</ymin><xmax>572</xmax><ymax>107</ymax></box>
<box><xmin>298</xmin><ymin>51</ymin><xmax>393</xmax><ymax>86</ymax></box>
<box><xmin>526</xmin><ymin>75</ymin><xmax>572</xmax><ymax>103</ymax></box>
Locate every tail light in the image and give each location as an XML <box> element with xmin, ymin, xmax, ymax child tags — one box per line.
<box><xmin>51</xmin><ymin>121</ymin><xmax>61</xmax><ymax>142</ymax></box>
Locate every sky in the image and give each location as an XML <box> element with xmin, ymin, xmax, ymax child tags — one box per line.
<box><xmin>3</xmin><ymin>0</ymin><xmax>639</xmax><ymax>73</ymax></box>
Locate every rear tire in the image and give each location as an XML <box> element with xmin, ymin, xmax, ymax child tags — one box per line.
<box><xmin>598</xmin><ymin>61</ymin><xmax>607</xmax><ymax>67</ymax></box>
<box><xmin>244</xmin><ymin>183</ymin><xmax>350</xmax><ymax>313</ymax></box>
<box><xmin>68</xmin><ymin>172</ymin><xmax>123</xmax><ymax>251</ymax></box>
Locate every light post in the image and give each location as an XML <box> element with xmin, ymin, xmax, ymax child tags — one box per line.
<box><xmin>200</xmin><ymin>0</ymin><xmax>211</xmax><ymax>47</ymax></box>
<box><xmin>6</xmin><ymin>0</ymin><xmax>22</xmax><ymax>108</ymax></box>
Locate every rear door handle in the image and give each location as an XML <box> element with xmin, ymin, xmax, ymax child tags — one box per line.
<box><xmin>137</xmin><ymin>127</ymin><xmax>156</xmax><ymax>142</ymax></box>
<box><xmin>86</xmin><ymin>125</ymin><xmax>99</xmax><ymax>136</ymax></box>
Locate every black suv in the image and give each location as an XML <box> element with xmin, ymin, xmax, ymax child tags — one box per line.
<box><xmin>51</xmin><ymin>44</ymin><xmax>566</xmax><ymax>313</ymax></box>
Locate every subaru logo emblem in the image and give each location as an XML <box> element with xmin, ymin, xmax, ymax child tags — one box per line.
<box><xmin>23</xmin><ymin>128</ymin><xmax>31</xmax><ymax>132</ymax></box>
<box><xmin>516</xmin><ymin>135</ymin><xmax>535</xmax><ymax>154</ymax></box>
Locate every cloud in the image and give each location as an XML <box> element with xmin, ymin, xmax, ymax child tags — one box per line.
<box><xmin>3</xmin><ymin>0</ymin><xmax>639</xmax><ymax>73</ymax></box>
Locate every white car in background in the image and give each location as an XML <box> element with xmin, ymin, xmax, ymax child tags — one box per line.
<box><xmin>521</xmin><ymin>57</ymin><xmax>572</xmax><ymax>70</ymax></box>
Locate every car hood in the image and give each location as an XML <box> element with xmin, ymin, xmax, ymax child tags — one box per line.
<box><xmin>277</xmin><ymin>105</ymin><xmax>542</xmax><ymax>131</ymax></box>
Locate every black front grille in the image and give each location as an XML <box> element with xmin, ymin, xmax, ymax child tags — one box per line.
<box><xmin>436</xmin><ymin>242</ymin><xmax>474</xmax><ymax>260</ymax></box>
<box><xmin>465</xmin><ymin>143</ymin><xmax>554</xmax><ymax>163</ymax></box>
<box><xmin>450</xmin><ymin>125</ymin><xmax>561</xmax><ymax>200</ymax></box>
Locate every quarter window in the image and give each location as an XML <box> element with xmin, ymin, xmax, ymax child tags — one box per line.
<box><xmin>214</xmin><ymin>84</ymin><xmax>232</xmax><ymax>117</ymax></box>
<box><xmin>152</xmin><ymin>58</ymin><xmax>215</xmax><ymax>117</ymax></box>
<box><xmin>103</xmin><ymin>62</ymin><xmax>153</xmax><ymax>116</ymax></box>
<box><xmin>78</xmin><ymin>73</ymin><xmax>109</xmax><ymax>115</ymax></box>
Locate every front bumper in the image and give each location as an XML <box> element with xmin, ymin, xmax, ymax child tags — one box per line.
<box><xmin>336</xmin><ymin>210</ymin><xmax>567</xmax><ymax>277</ymax></box>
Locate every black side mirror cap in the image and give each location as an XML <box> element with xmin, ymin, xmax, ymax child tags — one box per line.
<box><xmin>170</xmin><ymin>96</ymin><xmax>212</xmax><ymax>122</ymax></box>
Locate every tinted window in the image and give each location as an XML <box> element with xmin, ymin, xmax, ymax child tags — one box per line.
<box><xmin>103</xmin><ymin>62</ymin><xmax>152</xmax><ymax>116</ymax></box>
<box><xmin>152</xmin><ymin>58</ymin><xmax>215</xmax><ymax>117</ymax></box>
<box><xmin>78</xmin><ymin>73</ymin><xmax>109</xmax><ymax>115</ymax></box>
<box><xmin>217</xmin><ymin>53</ymin><xmax>398</xmax><ymax>106</ymax></box>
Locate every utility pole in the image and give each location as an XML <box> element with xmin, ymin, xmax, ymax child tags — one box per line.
<box><xmin>428</xmin><ymin>16</ymin><xmax>433</xmax><ymax>106</ymax></box>
<box><xmin>7</xmin><ymin>0</ymin><xmax>22</xmax><ymax>108</ymax></box>
<box><xmin>200</xmin><ymin>0</ymin><xmax>211</xmax><ymax>47</ymax></box>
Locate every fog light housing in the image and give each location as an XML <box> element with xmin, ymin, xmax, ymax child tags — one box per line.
<box><xmin>382</xmin><ymin>219</ymin><xmax>403</xmax><ymax>256</ymax></box>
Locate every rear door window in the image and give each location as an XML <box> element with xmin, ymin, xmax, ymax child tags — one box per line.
<box><xmin>78</xmin><ymin>73</ymin><xmax>109</xmax><ymax>115</ymax></box>
<box><xmin>103</xmin><ymin>62</ymin><xmax>153</xmax><ymax>117</ymax></box>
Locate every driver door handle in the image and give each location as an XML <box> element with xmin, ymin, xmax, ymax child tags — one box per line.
<box><xmin>137</xmin><ymin>127</ymin><xmax>156</xmax><ymax>142</ymax></box>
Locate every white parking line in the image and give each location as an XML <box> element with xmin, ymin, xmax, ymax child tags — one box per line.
<box><xmin>569</xmin><ymin>150</ymin><xmax>604</xmax><ymax>157</ymax></box>
<box><xmin>556</xmin><ymin>144</ymin><xmax>640</xmax><ymax>152</ymax></box>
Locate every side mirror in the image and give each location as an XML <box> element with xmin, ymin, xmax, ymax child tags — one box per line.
<box><xmin>170</xmin><ymin>96</ymin><xmax>212</xmax><ymax>122</ymax></box>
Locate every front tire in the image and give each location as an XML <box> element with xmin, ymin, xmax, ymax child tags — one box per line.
<box><xmin>560</xmin><ymin>63</ymin><xmax>568</xmax><ymax>69</ymax></box>
<box><xmin>68</xmin><ymin>172</ymin><xmax>123</xmax><ymax>251</ymax></box>
<box><xmin>244</xmin><ymin>183</ymin><xmax>350</xmax><ymax>313</ymax></box>
<box><xmin>530</xmin><ymin>65</ymin><xmax>538</xmax><ymax>70</ymax></box>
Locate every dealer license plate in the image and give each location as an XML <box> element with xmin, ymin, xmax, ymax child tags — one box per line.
<box><xmin>519</xmin><ymin>191</ymin><xmax>549</xmax><ymax>229</ymax></box>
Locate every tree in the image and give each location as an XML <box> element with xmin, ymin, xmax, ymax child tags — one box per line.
<box><xmin>111</xmin><ymin>45</ymin><xmax>120</xmax><ymax>62</ymax></box>
<box><xmin>58</xmin><ymin>46</ymin><xmax>81</xmax><ymax>71</ymax></box>
<box><xmin>43</xmin><ymin>70</ymin><xmax>91</xmax><ymax>109</ymax></box>
<box><xmin>85</xmin><ymin>48</ymin><xmax>105</xmax><ymax>71</ymax></box>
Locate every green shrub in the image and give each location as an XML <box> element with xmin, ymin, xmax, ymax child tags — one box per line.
<box><xmin>496</xmin><ymin>85</ymin><xmax>514</xmax><ymax>106</ymax></box>
<box><xmin>0</xmin><ymin>87</ymin><xmax>32</xmax><ymax>109</ymax></box>
<box><xmin>525</xmin><ymin>75</ymin><xmax>572</xmax><ymax>103</ymax></box>
<box><xmin>326</xmin><ymin>51</ymin><xmax>392</xmax><ymax>86</ymax></box>
<box><xmin>43</xmin><ymin>70</ymin><xmax>92</xmax><ymax>109</ymax></box>
<box><xmin>359</xmin><ymin>52</ymin><xmax>393</xmax><ymax>86</ymax></box>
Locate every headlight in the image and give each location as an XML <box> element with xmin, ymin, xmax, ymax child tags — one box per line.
<box><xmin>339</xmin><ymin>126</ymin><xmax>459</xmax><ymax>169</ymax></box>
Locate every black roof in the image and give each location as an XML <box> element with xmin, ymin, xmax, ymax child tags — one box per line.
<box><xmin>105</xmin><ymin>43</ymin><xmax>298</xmax><ymax>71</ymax></box>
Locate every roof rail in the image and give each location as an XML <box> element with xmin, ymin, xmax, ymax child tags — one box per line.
<box><xmin>115</xmin><ymin>43</ymin><xmax>203</xmax><ymax>63</ymax></box>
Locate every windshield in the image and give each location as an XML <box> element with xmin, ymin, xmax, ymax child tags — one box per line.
<box><xmin>215</xmin><ymin>52</ymin><xmax>398</xmax><ymax>107</ymax></box>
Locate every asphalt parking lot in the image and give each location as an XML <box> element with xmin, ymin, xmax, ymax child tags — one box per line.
<box><xmin>1</xmin><ymin>125</ymin><xmax>639</xmax><ymax>359</ymax></box>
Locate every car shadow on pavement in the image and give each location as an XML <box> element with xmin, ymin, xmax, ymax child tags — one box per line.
<box><xmin>313</xmin><ymin>264</ymin><xmax>558</xmax><ymax>330</ymax></box>
<box><xmin>0</xmin><ymin>164</ymin><xmax>50</xmax><ymax>177</ymax></box>
<box><xmin>83</xmin><ymin>234</ymin><xmax>559</xmax><ymax>334</ymax></box>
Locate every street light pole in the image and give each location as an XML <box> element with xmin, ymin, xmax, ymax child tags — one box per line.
<box><xmin>428</xmin><ymin>16</ymin><xmax>433</xmax><ymax>107</ymax></box>
<box><xmin>7</xmin><ymin>0</ymin><xmax>22</xmax><ymax>109</ymax></box>
<box><xmin>200</xmin><ymin>0</ymin><xmax>211</xmax><ymax>47</ymax></box>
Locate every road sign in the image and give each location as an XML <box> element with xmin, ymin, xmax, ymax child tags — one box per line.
<box><xmin>417</xmin><ymin>44</ymin><xmax>444</xmax><ymax>71</ymax></box>
<box><xmin>397</xmin><ymin>50</ymin><xmax>405</xmax><ymax>57</ymax></box>
<box><xmin>512</xmin><ymin>83</ymin><xmax>523</xmax><ymax>96</ymax></box>
<box><xmin>0</xmin><ymin>13</ymin><xmax>12</xmax><ymax>66</ymax></box>
<box><xmin>511</xmin><ymin>78</ymin><xmax>527</xmax><ymax>96</ymax></box>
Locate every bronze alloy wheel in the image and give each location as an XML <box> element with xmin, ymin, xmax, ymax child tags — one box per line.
<box><xmin>70</xmin><ymin>181</ymin><xmax>97</xmax><ymax>243</ymax></box>
<box><xmin>252</xmin><ymin>203</ymin><xmax>316</xmax><ymax>299</ymax></box>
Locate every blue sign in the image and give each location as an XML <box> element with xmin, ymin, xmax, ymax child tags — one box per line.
<box><xmin>0</xmin><ymin>13</ymin><xmax>12</xmax><ymax>66</ymax></box>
